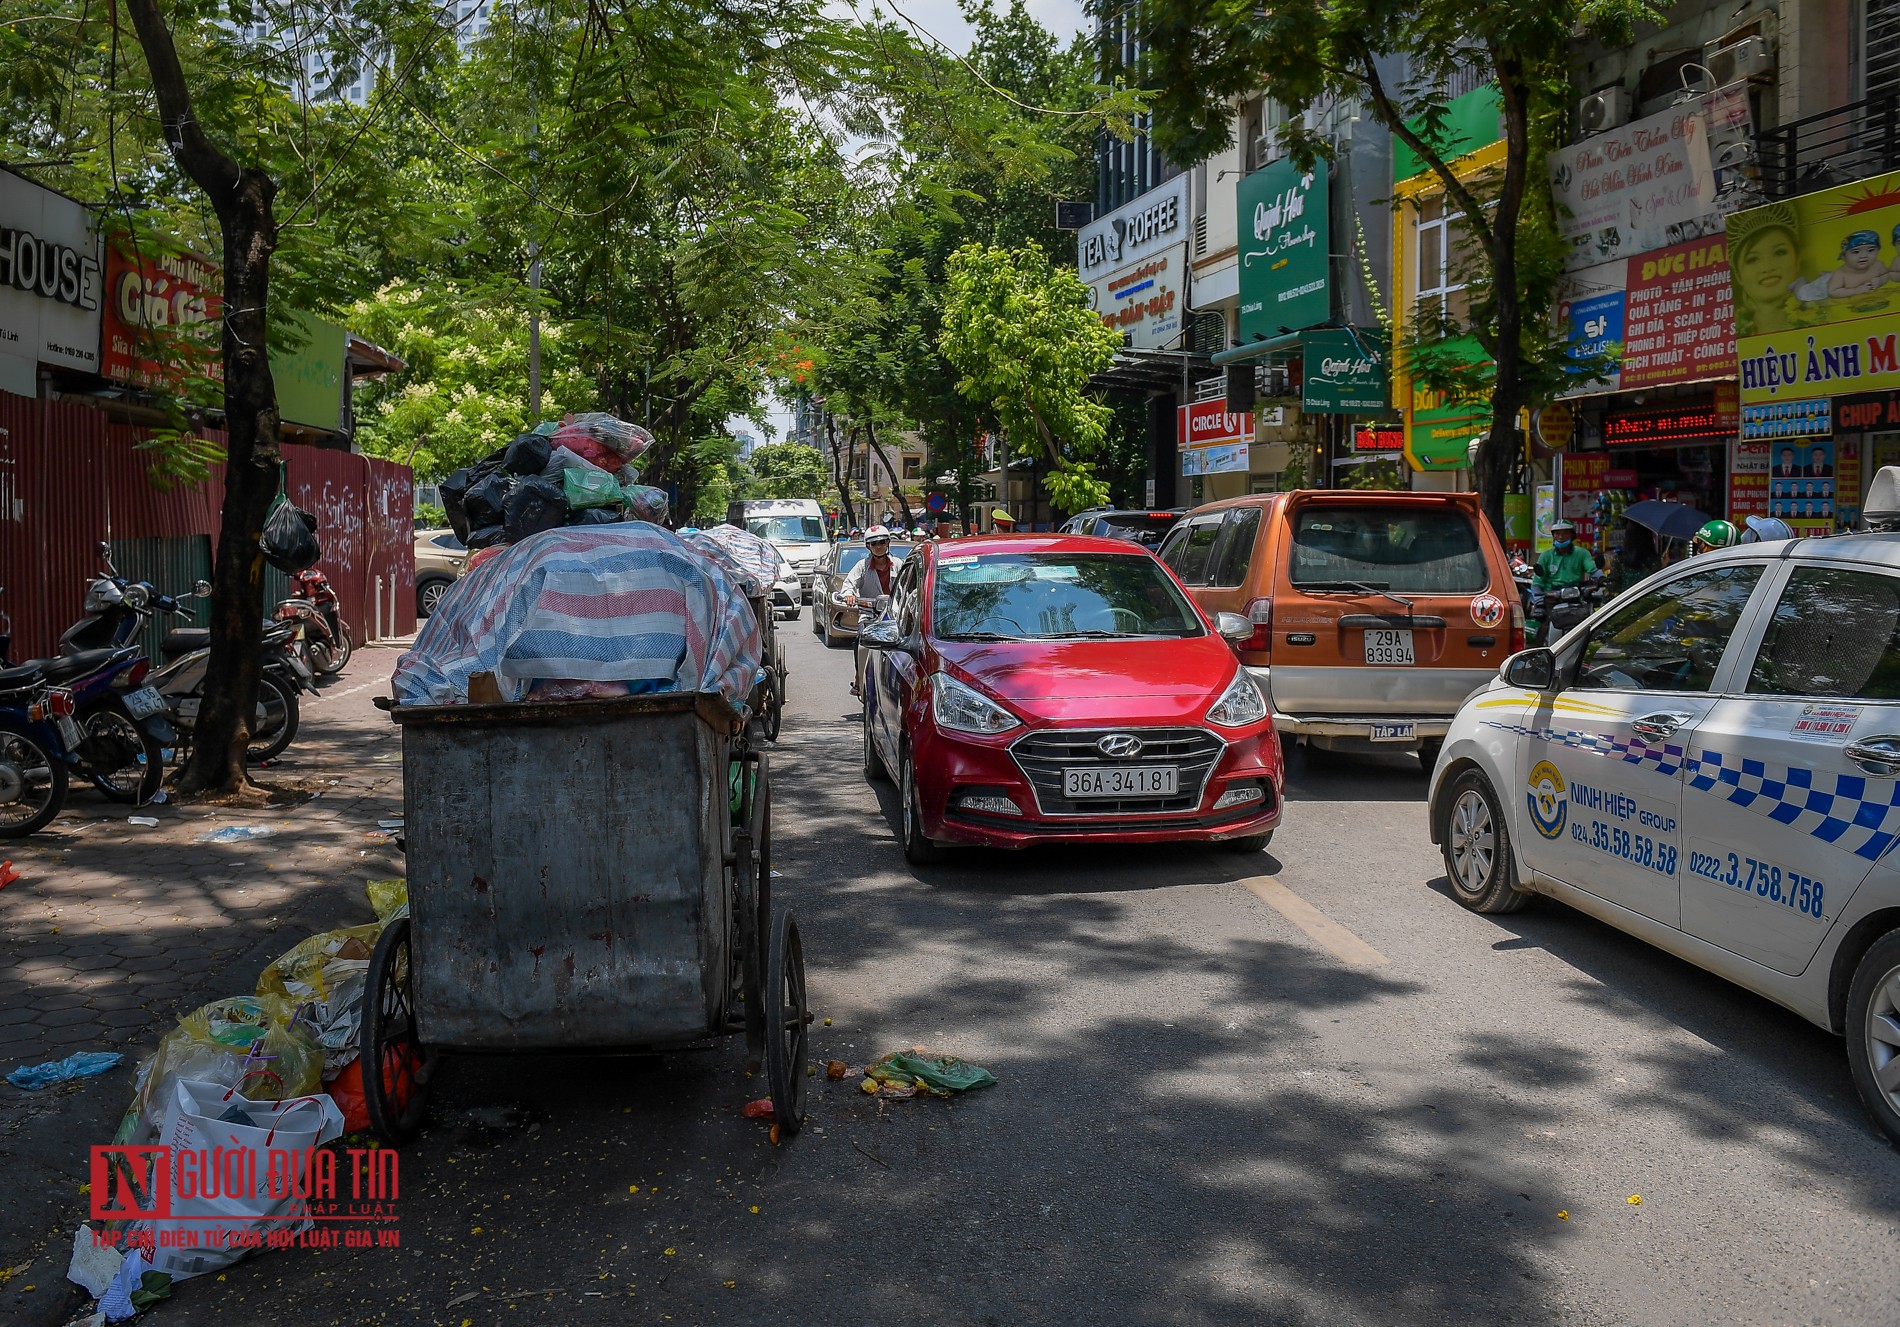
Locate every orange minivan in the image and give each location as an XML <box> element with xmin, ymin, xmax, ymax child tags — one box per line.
<box><xmin>1156</xmin><ymin>490</ymin><xmax>1523</xmax><ymax>765</ymax></box>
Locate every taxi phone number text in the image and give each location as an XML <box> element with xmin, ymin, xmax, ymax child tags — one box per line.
<box><xmin>1687</xmin><ymin>848</ymin><xmax>1825</xmax><ymax>919</ymax></box>
<box><xmin>1572</xmin><ymin>817</ymin><xmax>1677</xmax><ymax>876</ymax></box>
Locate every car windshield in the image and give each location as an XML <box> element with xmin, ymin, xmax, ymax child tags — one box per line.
<box><xmin>1096</xmin><ymin>513</ymin><xmax>1176</xmax><ymax>547</ymax></box>
<box><xmin>932</xmin><ymin>552</ymin><xmax>1202</xmax><ymax>641</ymax></box>
<box><xmin>838</xmin><ymin>545</ymin><xmax>912</xmax><ymax>574</ymax></box>
<box><xmin>746</xmin><ymin>516</ymin><xmax>826</xmax><ymax>543</ymax></box>
<box><xmin>1288</xmin><ymin>505</ymin><xmax>1488</xmax><ymax>594</ymax></box>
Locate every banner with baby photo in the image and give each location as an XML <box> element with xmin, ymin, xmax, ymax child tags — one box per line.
<box><xmin>1727</xmin><ymin>171</ymin><xmax>1900</xmax><ymax>406</ymax></box>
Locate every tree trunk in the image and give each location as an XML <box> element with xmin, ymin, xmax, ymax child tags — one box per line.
<box><xmin>864</xmin><ymin>419</ymin><xmax>915</xmax><ymax>530</ymax></box>
<box><xmin>125</xmin><ymin>0</ymin><xmax>279</xmax><ymax>795</ymax></box>
<box><xmin>824</xmin><ymin>412</ymin><xmax>856</xmax><ymax>529</ymax></box>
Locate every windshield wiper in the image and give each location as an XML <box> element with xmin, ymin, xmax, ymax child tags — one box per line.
<box><xmin>941</xmin><ymin>631</ymin><xmax>1022</xmax><ymax>642</ymax></box>
<box><xmin>1299</xmin><ymin>579</ymin><xmax>1415</xmax><ymax>612</ymax></box>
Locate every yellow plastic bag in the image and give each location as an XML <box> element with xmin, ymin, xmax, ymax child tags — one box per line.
<box><xmin>113</xmin><ymin>995</ymin><xmax>322</xmax><ymax>1145</ymax></box>
<box><xmin>366</xmin><ymin>878</ymin><xmax>408</xmax><ymax>924</ymax></box>
<box><xmin>256</xmin><ymin>925</ymin><xmax>382</xmax><ymax>1002</ymax></box>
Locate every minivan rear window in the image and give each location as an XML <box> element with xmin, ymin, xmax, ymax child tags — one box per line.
<box><xmin>1288</xmin><ymin>506</ymin><xmax>1489</xmax><ymax>594</ymax></box>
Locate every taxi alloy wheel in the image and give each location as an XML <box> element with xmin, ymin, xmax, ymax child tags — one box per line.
<box><xmin>1845</xmin><ymin>932</ymin><xmax>1900</xmax><ymax>1145</ymax></box>
<box><xmin>899</xmin><ymin>748</ymin><xmax>943</xmax><ymax>866</ymax></box>
<box><xmin>1441</xmin><ymin>769</ymin><xmax>1530</xmax><ymax>915</ymax></box>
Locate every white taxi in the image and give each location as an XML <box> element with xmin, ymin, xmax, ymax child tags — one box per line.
<box><xmin>1428</xmin><ymin>531</ymin><xmax>1900</xmax><ymax>1142</ymax></box>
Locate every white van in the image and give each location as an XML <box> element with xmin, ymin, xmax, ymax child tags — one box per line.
<box><xmin>727</xmin><ymin>498</ymin><xmax>828</xmax><ymax>602</ymax></box>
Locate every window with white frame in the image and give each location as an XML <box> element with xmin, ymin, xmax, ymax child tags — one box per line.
<box><xmin>1414</xmin><ymin>194</ymin><xmax>1473</xmax><ymax>328</ymax></box>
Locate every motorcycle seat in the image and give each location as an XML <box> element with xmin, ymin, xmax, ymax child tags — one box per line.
<box><xmin>161</xmin><ymin>628</ymin><xmax>211</xmax><ymax>659</ymax></box>
<box><xmin>28</xmin><ymin>648</ymin><xmax>132</xmax><ymax>683</ymax></box>
<box><xmin>0</xmin><ymin>662</ymin><xmax>44</xmax><ymax>692</ymax></box>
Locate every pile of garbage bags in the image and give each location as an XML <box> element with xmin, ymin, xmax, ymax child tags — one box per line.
<box><xmin>391</xmin><ymin>524</ymin><xmax>762</xmax><ymax>710</ymax></box>
<box><xmin>439</xmin><ymin>413</ymin><xmax>669</xmax><ymax>550</ymax></box>
<box><xmin>76</xmin><ymin>880</ymin><xmax>412</xmax><ymax>1312</ymax></box>
<box><xmin>679</xmin><ymin>523</ymin><xmax>785</xmax><ymax>599</ymax></box>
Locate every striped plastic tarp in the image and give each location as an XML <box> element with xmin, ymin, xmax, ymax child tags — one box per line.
<box><xmin>680</xmin><ymin>525</ymin><xmax>783</xmax><ymax>598</ymax></box>
<box><xmin>392</xmin><ymin>525</ymin><xmax>761</xmax><ymax>708</ymax></box>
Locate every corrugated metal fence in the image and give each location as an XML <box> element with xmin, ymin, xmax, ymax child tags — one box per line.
<box><xmin>0</xmin><ymin>392</ymin><xmax>413</xmax><ymax>661</ymax></box>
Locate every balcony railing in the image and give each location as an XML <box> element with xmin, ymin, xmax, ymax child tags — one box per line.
<box><xmin>1756</xmin><ymin>91</ymin><xmax>1900</xmax><ymax>200</ymax></box>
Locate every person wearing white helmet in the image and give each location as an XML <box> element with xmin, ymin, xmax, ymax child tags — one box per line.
<box><xmin>844</xmin><ymin>526</ymin><xmax>899</xmax><ymax>697</ymax></box>
<box><xmin>1741</xmin><ymin>514</ymin><xmax>1795</xmax><ymax>543</ymax></box>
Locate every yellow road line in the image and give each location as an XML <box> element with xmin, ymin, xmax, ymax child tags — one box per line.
<box><xmin>1240</xmin><ymin>877</ymin><xmax>1391</xmax><ymax>967</ymax></box>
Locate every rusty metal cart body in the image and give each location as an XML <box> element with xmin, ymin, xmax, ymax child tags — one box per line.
<box><xmin>362</xmin><ymin>692</ymin><xmax>807</xmax><ymax>1144</ymax></box>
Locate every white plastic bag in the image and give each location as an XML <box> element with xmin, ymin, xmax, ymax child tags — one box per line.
<box><xmin>137</xmin><ymin>1079</ymin><xmax>344</xmax><ymax>1281</ymax></box>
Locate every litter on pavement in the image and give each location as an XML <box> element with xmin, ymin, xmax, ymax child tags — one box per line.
<box><xmin>7</xmin><ymin>1050</ymin><xmax>123</xmax><ymax>1091</ymax></box>
<box><xmin>864</xmin><ymin>1050</ymin><xmax>998</xmax><ymax>1098</ymax></box>
<box><xmin>126</xmin><ymin>817</ymin><xmax>159</xmax><ymax>828</ymax></box>
<box><xmin>194</xmin><ymin>825</ymin><xmax>273</xmax><ymax>843</ymax></box>
<box><xmin>0</xmin><ymin>860</ymin><xmax>17</xmax><ymax>889</ymax></box>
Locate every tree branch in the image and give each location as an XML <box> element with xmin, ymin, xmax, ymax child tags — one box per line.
<box><xmin>1351</xmin><ymin>41</ymin><xmax>1497</xmax><ymax>266</ymax></box>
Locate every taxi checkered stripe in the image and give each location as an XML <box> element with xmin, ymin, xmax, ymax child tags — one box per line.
<box><xmin>1684</xmin><ymin>750</ymin><xmax>1900</xmax><ymax>863</ymax></box>
<box><xmin>1481</xmin><ymin>722</ymin><xmax>1686</xmax><ymax>777</ymax></box>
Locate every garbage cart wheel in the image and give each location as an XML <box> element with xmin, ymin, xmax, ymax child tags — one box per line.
<box><xmin>764</xmin><ymin>906</ymin><xmax>808</xmax><ymax>1135</ymax></box>
<box><xmin>761</xmin><ymin>673</ymin><xmax>783</xmax><ymax>744</ymax></box>
<box><xmin>737</xmin><ymin>765</ymin><xmax>770</xmax><ymax>1066</ymax></box>
<box><xmin>362</xmin><ymin>916</ymin><xmax>436</xmax><ymax>1145</ymax></box>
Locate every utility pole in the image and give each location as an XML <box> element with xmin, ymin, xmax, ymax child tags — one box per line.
<box><xmin>528</xmin><ymin>239</ymin><xmax>542</xmax><ymax>419</ymax></box>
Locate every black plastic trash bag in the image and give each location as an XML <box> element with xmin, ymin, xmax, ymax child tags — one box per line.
<box><xmin>465</xmin><ymin>523</ymin><xmax>509</xmax><ymax>549</ymax></box>
<box><xmin>502</xmin><ymin>433</ymin><xmax>551</xmax><ymax>477</ymax></box>
<box><xmin>440</xmin><ymin>467</ymin><xmax>476</xmax><ymax>541</ymax></box>
<box><xmin>568</xmin><ymin>507</ymin><xmax>621</xmax><ymax>525</ymax></box>
<box><xmin>261</xmin><ymin>500</ymin><xmax>321</xmax><ymax>573</ymax></box>
<box><xmin>502</xmin><ymin>475</ymin><xmax>566</xmax><ymax>543</ymax></box>
<box><xmin>463</xmin><ymin>472</ymin><xmax>513</xmax><ymax>530</ymax></box>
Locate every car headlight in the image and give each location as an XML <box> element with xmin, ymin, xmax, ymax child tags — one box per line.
<box><xmin>931</xmin><ymin>673</ymin><xmax>1020</xmax><ymax>736</ymax></box>
<box><xmin>1206</xmin><ymin>669</ymin><xmax>1268</xmax><ymax>728</ymax></box>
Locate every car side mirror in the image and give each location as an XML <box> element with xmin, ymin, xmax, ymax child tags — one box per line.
<box><xmin>193</xmin><ymin>580</ymin><xmax>213</xmax><ymax>598</ymax></box>
<box><xmin>860</xmin><ymin>619</ymin><xmax>904</xmax><ymax>651</ymax></box>
<box><xmin>1502</xmin><ymin>647</ymin><xmax>1557</xmax><ymax>690</ymax></box>
<box><xmin>1215</xmin><ymin>611</ymin><xmax>1252</xmax><ymax>644</ymax></box>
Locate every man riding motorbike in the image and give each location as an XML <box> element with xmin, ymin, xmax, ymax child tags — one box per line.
<box><xmin>845</xmin><ymin>526</ymin><xmax>899</xmax><ymax>698</ymax></box>
<box><xmin>1534</xmin><ymin>520</ymin><xmax>1597</xmax><ymax>590</ymax></box>
<box><xmin>1691</xmin><ymin>518</ymin><xmax>1740</xmax><ymax>556</ymax></box>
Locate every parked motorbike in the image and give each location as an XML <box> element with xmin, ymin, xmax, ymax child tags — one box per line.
<box><xmin>0</xmin><ymin>662</ymin><xmax>81</xmax><ymax>837</ymax></box>
<box><xmin>1</xmin><ymin>551</ymin><xmax>185</xmax><ymax>803</ymax></box>
<box><xmin>152</xmin><ymin>617</ymin><xmax>316</xmax><ymax>764</ymax></box>
<box><xmin>286</xmin><ymin>567</ymin><xmax>352</xmax><ymax>676</ymax></box>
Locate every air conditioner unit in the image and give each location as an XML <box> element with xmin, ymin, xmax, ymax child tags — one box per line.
<box><xmin>1704</xmin><ymin>35</ymin><xmax>1775</xmax><ymax>87</ymax></box>
<box><xmin>1253</xmin><ymin>134</ymin><xmax>1284</xmax><ymax>169</ymax></box>
<box><xmin>1578</xmin><ymin>86</ymin><xmax>1630</xmax><ymax>136</ymax></box>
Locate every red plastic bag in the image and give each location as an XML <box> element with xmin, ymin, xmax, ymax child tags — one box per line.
<box><xmin>328</xmin><ymin>1059</ymin><xmax>370</xmax><ymax>1133</ymax></box>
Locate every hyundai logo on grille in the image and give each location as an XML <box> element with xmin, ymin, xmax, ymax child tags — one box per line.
<box><xmin>1097</xmin><ymin>733</ymin><xmax>1143</xmax><ymax>758</ymax></box>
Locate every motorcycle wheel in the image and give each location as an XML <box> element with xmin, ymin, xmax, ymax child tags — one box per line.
<box><xmin>0</xmin><ymin>717</ymin><xmax>67</xmax><ymax>837</ymax></box>
<box><xmin>81</xmin><ymin>700</ymin><xmax>163</xmax><ymax>804</ymax></box>
<box><xmin>246</xmin><ymin>675</ymin><xmax>300</xmax><ymax>763</ymax></box>
<box><xmin>313</xmin><ymin>621</ymin><xmax>352</xmax><ymax>676</ymax></box>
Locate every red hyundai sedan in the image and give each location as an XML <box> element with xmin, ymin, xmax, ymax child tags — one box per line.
<box><xmin>859</xmin><ymin>534</ymin><xmax>1284</xmax><ymax>864</ymax></box>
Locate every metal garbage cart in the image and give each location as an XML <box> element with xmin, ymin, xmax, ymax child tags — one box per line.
<box><xmin>363</xmin><ymin>691</ymin><xmax>808</xmax><ymax>1145</ymax></box>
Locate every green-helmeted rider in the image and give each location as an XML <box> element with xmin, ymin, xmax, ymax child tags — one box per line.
<box><xmin>1691</xmin><ymin>519</ymin><xmax>1740</xmax><ymax>557</ymax></box>
<box><xmin>1534</xmin><ymin>519</ymin><xmax>1598</xmax><ymax>589</ymax></box>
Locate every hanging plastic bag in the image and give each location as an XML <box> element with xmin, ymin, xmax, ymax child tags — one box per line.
<box><xmin>137</xmin><ymin>1081</ymin><xmax>345</xmax><ymax>1281</ymax></box>
<box><xmin>113</xmin><ymin>996</ymin><xmax>322</xmax><ymax>1146</ymax></box>
<box><xmin>562</xmin><ymin>467</ymin><xmax>625</xmax><ymax>510</ymax></box>
<box><xmin>261</xmin><ymin>500</ymin><xmax>321</xmax><ymax>574</ymax></box>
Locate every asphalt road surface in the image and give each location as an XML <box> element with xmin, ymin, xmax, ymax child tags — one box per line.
<box><xmin>196</xmin><ymin>621</ymin><xmax>1899</xmax><ymax>1323</ymax></box>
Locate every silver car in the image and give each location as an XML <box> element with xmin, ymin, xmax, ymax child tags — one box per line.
<box><xmin>812</xmin><ymin>540</ymin><xmax>912</xmax><ymax>647</ymax></box>
<box><xmin>1428</xmin><ymin>532</ymin><xmax>1900</xmax><ymax>1141</ymax></box>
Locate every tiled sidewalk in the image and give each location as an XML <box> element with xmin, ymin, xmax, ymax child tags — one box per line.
<box><xmin>0</xmin><ymin>651</ymin><xmax>408</xmax><ymax>1310</ymax></box>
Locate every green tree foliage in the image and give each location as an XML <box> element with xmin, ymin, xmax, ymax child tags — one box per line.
<box><xmin>748</xmin><ymin>443</ymin><xmax>829</xmax><ymax>500</ymax></box>
<box><xmin>939</xmin><ymin>242</ymin><xmax>1122</xmax><ymax>513</ymax></box>
<box><xmin>1135</xmin><ymin>0</ymin><xmax>1653</xmax><ymax>535</ymax></box>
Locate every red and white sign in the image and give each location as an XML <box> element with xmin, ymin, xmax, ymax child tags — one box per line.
<box><xmin>101</xmin><ymin>243</ymin><xmax>222</xmax><ymax>389</ymax></box>
<box><xmin>1619</xmin><ymin>237</ymin><xmax>1736</xmax><ymax>389</ymax></box>
<box><xmin>1177</xmin><ymin>398</ymin><xmax>1252</xmax><ymax>476</ymax></box>
<box><xmin>1729</xmin><ymin>439</ymin><xmax>1770</xmax><ymax>525</ymax></box>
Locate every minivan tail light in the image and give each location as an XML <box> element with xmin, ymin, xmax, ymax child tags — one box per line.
<box><xmin>1509</xmin><ymin>599</ymin><xmax>1526</xmax><ymax>654</ymax></box>
<box><xmin>1242</xmin><ymin>597</ymin><xmax>1272</xmax><ymax>652</ymax></box>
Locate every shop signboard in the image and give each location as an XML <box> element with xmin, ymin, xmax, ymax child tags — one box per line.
<box><xmin>1602</xmin><ymin>400</ymin><xmax>1727</xmax><ymax>446</ymax></box>
<box><xmin>101</xmin><ymin>242</ymin><xmax>222</xmax><ymax>389</ymax></box>
<box><xmin>272</xmin><ymin>312</ymin><xmax>346</xmax><ymax>432</ymax></box>
<box><xmin>0</xmin><ymin>168</ymin><xmax>102</xmax><ymax>376</ymax></box>
<box><xmin>1840</xmin><ymin>440</ymin><xmax>1863</xmax><ymax>528</ymax></box>
<box><xmin>1237</xmin><ymin>158</ymin><xmax>1329</xmax><ymax>341</ymax></box>
<box><xmin>1088</xmin><ymin>243</ymin><xmax>1185</xmax><ymax>350</ymax></box>
<box><xmin>1729</xmin><ymin>439</ymin><xmax>1770</xmax><ymax>525</ymax></box>
<box><xmin>1300</xmin><ymin>327</ymin><xmax>1386</xmax><ymax>413</ymax></box>
<box><xmin>1534</xmin><ymin>483</ymin><xmax>1556</xmax><ymax>553</ymax></box>
<box><xmin>1550</xmin><ymin>97</ymin><xmax>1717</xmax><ymax>270</ymax></box>
<box><xmin>1354</xmin><ymin>425</ymin><xmax>1404</xmax><ymax>452</ymax></box>
<box><xmin>1562</xmin><ymin>275</ymin><xmax>1626</xmax><ymax>393</ymax></box>
<box><xmin>1402</xmin><ymin>336</ymin><xmax>1490</xmax><ymax>471</ymax></box>
<box><xmin>1078</xmin><ymin>176</ymin><xmax>1189</xmax><ymax>285</ymax></box>
<box><xmin>1394</xmin><ymin>85</ymin><xmax>1501</xmax><ymax>184</ymax></box>
<box><xmin>1620</xmin><ymin>236</ymin><xmax>1736</xmax><ymax>388</ymax></box>
<box><xmin>1177</xmin><ymin>397</ymin><xmax>1251</xmax><ymax>476</ymax></box>
<box><xmin>1740</xmin><ymin>398</ymin><xmax>1831</xmax><ymax>440</ymax></box>
<box><xmin>1728</xmin><ymin>170</ymin><xmax>1900</xmax><ymax>405</ymax></box>
<box><xmin>1766</xmin><ymin>438</ymin><xmax>1834</xmax><ymax>532</ymax></box>
<box><xmin>1534</xmin><ymin>401</ymin><xmax>1575</xmax><ymax>451</ymax></box>
<box><xmin>1837</xmin><ymin>389</ymin><xmax>1900</xmax><ymax>433</ymax></box>
<box><xmin>1560</xmin><ymin>452</ymin><xmax>1612</xmax><ymax>543</ymax></box>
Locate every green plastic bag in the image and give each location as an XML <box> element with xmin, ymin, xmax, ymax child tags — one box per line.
<box><xmin>866</xmin><ymin>1051</ymin><xmax>998</xmax><ymax>1097</ymax></box>
<box><xmin>562</xmin><ymin>466</ymin><xmax>625</xmax><ymax>510</ymax></box>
